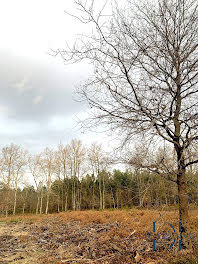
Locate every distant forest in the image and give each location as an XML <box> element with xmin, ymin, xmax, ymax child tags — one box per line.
<box><xmin>0</xmin><ymin>140</ymin><xmax>198</xmax><ymax>216</ymax></box>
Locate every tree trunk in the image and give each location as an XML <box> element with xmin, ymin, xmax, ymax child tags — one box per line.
<box><xmin>57</xmin><ymin>199</ymin><xmax>60</xmax><ymax>213</ymax></box>
<box><xmin>22</xmin><ymin>203</ymin><xmax>25</xmax><ymax>214</ymax></box>
<box><xmin>45</xmin><ymin>193</ymin><xmax>49</xmax><ymax>214</ymax></box>
<box><xmin>79</xmin><ymin>183</ymin><xmax>82</xmax><ymax>210</ymax></box>
<box><xmin>36</xmin><ymin>194</ymin><xmax>40</xmax><ymax>215</ymax></box>
<box><xmin>5</xmin><ymin>166</ymin><xmax>11</xmax><ymax>217</ymax></box>
<box><xmin>102</xmin><ymin>174</ymin><xmax>105</xmax><ymax>210</ymax></box>
<box><xmin>111</xmin><ymin>187</ymin><xmax>116</xmax><ymax>209</ymax></box>
<box><xmin>175</xmin><ymin>141</ymin><xmax>191</xmax><ymax>248</ymax></box>
<box><xmin>40</xmin><ymin>187</ymin><xmax>43</xmax><ymax>214</ymax></box>
<box><xmin>45</xmin><ymin>167</ymin><xmax>51</xmax><ymax>214</ymax></box>
<box><xmin>98</xmin><ymin>175</ymin><xmax>102</xmax><ymax>210</ymax></box>
<box><xmin>65</xmin><ymin>193</ymin><xmax>68</xmax><ymax>211</ymax></box>
<box><xmin>92</xmin><ymin>181</ymin><xmax>95</xmax><ymax>210</ymax></box>
<box><xmin>72</xmin><ymin>177</ymin><xmax>76</xmax><ymax>210</ymax></box>
<box><xmin>13</xmin><ymin>188</ymin><xmax>17</xmax><ymax>215</ymax></box>
<box><xmin>116</xmin><ymin>191</ymin><xmax>119</xmax><ymax>209</ymax></box>
<box><xmin>64</xmin><ymin>178</ymin><xmax>68</xmax><ymax>211</ymax></box>
<box><xmin>61</xmin><ymin>181</ymin><xmax>64</xmax><ymax>212</ymax></box>
<box><xmin>177</xmin><ymin>165</ymin><xmax>189</xmax><ymax>248</ymax></box>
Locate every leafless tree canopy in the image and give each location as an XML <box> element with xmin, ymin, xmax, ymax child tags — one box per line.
<box><xmin>56</xmin><ymin>0</ymin><xmax>198</xmax><ymax>166</ymax></box>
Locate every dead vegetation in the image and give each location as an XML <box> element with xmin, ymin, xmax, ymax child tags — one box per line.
<box><xmin>0</xmin><ymin>209</ymin><xmax>198</xmax><ymax>264</ymax></box>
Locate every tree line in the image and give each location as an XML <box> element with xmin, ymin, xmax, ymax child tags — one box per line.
<box><xmin>0</xmin><ymin>140</ymin><xmax>198</xmax><ymax>216</ymax></box>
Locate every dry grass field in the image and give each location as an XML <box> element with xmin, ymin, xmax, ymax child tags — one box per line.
<box><xmin>0</xmin><ymin>209</ymin><xmax>198</xmax><ymax>264</ymax></box>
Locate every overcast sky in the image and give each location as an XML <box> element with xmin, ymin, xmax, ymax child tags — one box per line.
<box><xmin>0</xmin><ymin>0</ymin><xmax>114</xmax><ymax>153</ymax></box>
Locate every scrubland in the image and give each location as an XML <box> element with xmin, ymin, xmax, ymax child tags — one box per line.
<box><xmin>0</xmin><ymin>209</ymin><xmax>198</xmax><ymax>264</ymax></box>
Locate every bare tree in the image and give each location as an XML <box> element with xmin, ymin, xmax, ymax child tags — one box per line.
<box><xmin>68</xmin><ymin>139</ymin><xmax>85</xmax><ymax>210</ymax></box>
<box><xmin>88</xmin><ymin>143</ymin><xmax>107</xmax><ymax>209</ymax></box>
<box><xmin>0</xmin><ymin>144</ymin><xmax>26</xmax><ymax>216</ymax></box>
<box><xmin>40</xmin><ymin>148</ymin><xmax>54</xmax><ymax>214</ymax></box>
<box><xmin>12</xmin><ymin>149</ymin><xmax>27</xmax><ymax>215</ymax></box>
<box><xmin>56</xmin><ymin>144</ymin><xmax>70</xmax><ymax>211</ymax></box>
<box><xmin>29</xmin><ymin>154</ymin><xmax>44</xmax><ymax>214</ymax></box>
<box><xmin>55</xmin><ymin>0</ymin><xmax>198</xmax><ymax>245</ymax></box>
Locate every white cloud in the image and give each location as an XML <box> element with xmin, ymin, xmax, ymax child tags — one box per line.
<box><xmin>0</xmin><ymin>117</ymin><xmax>38</xmax><ymax>136</ymax></box>
<box><xmin>33</xmin><ymin>95</ymin><xmax>43</xmax><ymax>105</ymax></box>
<box><xmin>0</xmin><ymin>0</ymin><xmax>88</xmax><ymax>59</ymax></box>
<box><xmin>0</xmin><ymin>105</ymin><xmax>8</xmax><ymax>116</ymax></box>
<box><xmin>13</xmin><ymin>77</ymin><xmax>30</xmax><ymax>94</ymax></box>
<box><xmin>48</xmin><ymin>115</ymin><xmax>75</xmax><ymax>132</ymax></box>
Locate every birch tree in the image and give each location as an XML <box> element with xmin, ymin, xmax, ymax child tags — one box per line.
<box><xmin>68</xmin><ymin>139</ymin><xmax>85</xmax><ymax>210</ymax></box>
<box><xmin>56</xmin><ymin>144</ymin><xmax>70</xmax><ymax>211</ymax></box>
<box><xmin>12</xmin><ymin>149</ymin><xmax>27</xmax><ymax>215</ymax></box>
<box><xmin>88</xmin><ymin>143</ymin><xmax>106</xmax><ymax>209</ymax></box>
<box><xmin>29</xmin><ymin>154</ymin><xmax>44</xmax><ymax>214</ymax></box>
<box><xmin>0</xmin><ymin>144</ymin><xmax>26</xmax><ymax>216</ymax></box>
<box><xmin>40</xmin><ymin>148</ymin><xmax>54</xmax><ymax>214</ymax></box>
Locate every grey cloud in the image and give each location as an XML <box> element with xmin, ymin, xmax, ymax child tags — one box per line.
<box><xmin>0</xmin><ymin>49</ymin><xmax>90</xmax><ymax>151</ymax></box>
<box><xmin>0</xmin><ymin>50</ymin><xmax>88</xmax><ymax>122</ymax></box>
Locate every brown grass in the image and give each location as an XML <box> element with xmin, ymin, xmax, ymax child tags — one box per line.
<box><xmin>1</xmin><ymin>209</ymin><xmax>198</xmax><ymax>263</ymax></box>
<box><xmin>58</xmin><ymin>209</ymin><xmax>198</xmax><ymax>234</ymax></box>
<box><xmin>1</xmin><ymin>208</ymin><xmax>198</xmax><ymax>235</ymax></box>
<box><xmin>0</xmin><ymin>213</ymin><xmax>52</xmax><ymax>223</ymax></box>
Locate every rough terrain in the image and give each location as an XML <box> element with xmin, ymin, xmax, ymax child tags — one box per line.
<box><xmin>0</xmin><ymin>209</ymin><xmax>198</xmax><ymax>264</ymax></box>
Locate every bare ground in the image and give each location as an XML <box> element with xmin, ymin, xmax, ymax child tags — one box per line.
<box><xmin>0</xmin><ymin>209</ymin><xmax>198</xmax><ymax>264</ymax></box>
